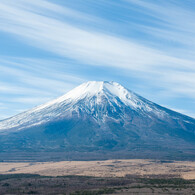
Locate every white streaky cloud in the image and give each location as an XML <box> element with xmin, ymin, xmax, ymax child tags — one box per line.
<box><xmin>20</xmin><ymin>76</ymin><xmax>78</xmax><ymax>94</ymax></box>
<box><xmin>126</xmin><ymin>0</ymin><xmax>195</xmax><ymax>29</ymax></box>
<box><xmin>11</xmin><ymin>97</ymin><xmax>52</xmax><ymax>104</ymax></box>
<box><xmin>3</xmin><ymin>0</ymin><xmax>105</xmax><ymax>24</ymax></box>
<box><xmin>158</xmin><ymin>71</ymin><xmax>195</xmax><ymax>98</ymax></box>
<box><xmin>0</xmin><ymin>56</ymin><xmax>87</xmax><ymax>120</ymax></box>
<box><xmin>0</xmin><ymin>105</ymin><xmax>7</xmax><ymax>110</ymax></box>
<box><xmin>0</xmin><ymin>114</ymin><xmax>11</xmax><ymax>121</ymax></box>
<box><xmin>135</xmin><ymin>69</ymin><xmax>195</xmax><ymax>99</ymax></box>
<box><xmin>0</xmin><ymin>57</ymin><xmax>86</xmax><ymax>94</ymax></box>
<box><xmin>0</xmin><ymin>57</ymin><xmax>85</xmax><ymax>85</ymax></box>
<box><xmin>0</xmin><ymin>0</ymin><xmax>194</xmax><ymax>73</ymax></box>
<box><xmin>0</xmin><ymin>81</ymin><xmax>60</xmax><ymax>96</ymax></box>
<box><xmin>140</xmin><ymin>25</ymin><xmax>195</xmax><ymax>48</ymax></box>
<box><xmin>0</xmin><ymin>0</ymin><xmax>194</xmax><ymax>118</ymax></box>
<box><xmin>123</xmin><ymin>0</ymin><xmax>195</xmax><ymax>63</ymax></box>
<box><xmin>163</xmin><ymin>107</ymin><xmax>195</xmax><ymax>119</ymax></box>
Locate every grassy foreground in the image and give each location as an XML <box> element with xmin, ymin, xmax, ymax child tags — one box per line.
<box><xmin>0</xmin><ymin>174</ymin><xmax>195</xmax><ymax>195</ymax></box>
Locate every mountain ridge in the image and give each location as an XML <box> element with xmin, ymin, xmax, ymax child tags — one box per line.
<box><xmin>0</xmin><ymin>81</ymin><xmax>194</xmax><ymax>161</ymax></box>
<box><xmin>1</xmin><ymin>81</ymin><xmax>192</xmax><ymax>131</ymax></box>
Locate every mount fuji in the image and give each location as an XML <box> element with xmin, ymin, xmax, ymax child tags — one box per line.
<box><xmin>0</xmin><ymin>81</ymin><xmax>195</xmax><ymax>161</ymax></box>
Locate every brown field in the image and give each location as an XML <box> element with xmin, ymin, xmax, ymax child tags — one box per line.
<box><xmin>0</xmin><ymin>160</ymin><xmax>195</xmax><ymax>194</ymax></box>
<box><xmin>0</xmin><ymin>159</ymin><xmax>195</xmax><ymax>179</ymax></box>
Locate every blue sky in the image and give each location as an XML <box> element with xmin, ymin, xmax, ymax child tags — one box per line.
<box><xmin>0</xmin><ymin>0</ymin><xmax>195</xmax><ymax>119</ymax></box>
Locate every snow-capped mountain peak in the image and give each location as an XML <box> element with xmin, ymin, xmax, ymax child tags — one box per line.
<box><xmin>0</xmin><ymin>81</ymin><xmax>180</xmax><ymax>132</ymax></box>
<box><xmin>63</xmin><ymin>81</ymin><xmax>135</xmax><ymax>103</ymax></box>
<box><xmin>32</xmin><ymin>81</ymin><xmax>140</xmax><ymax>111</ymax></box>
<box><xmin>0</xmin><ymin>81</ymin><xmax>195</xmax><ymax>161</ymax></box>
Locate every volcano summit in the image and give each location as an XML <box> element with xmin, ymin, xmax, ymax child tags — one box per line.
<box><xmin>0</xmin><ymin>81</ymin><xmax>194</xmax><ymax>160</ymax></box>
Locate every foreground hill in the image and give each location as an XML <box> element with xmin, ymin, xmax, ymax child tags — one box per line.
<box><xmin>0</xmin><ymin>81</ymin><xmax>194</xmax><ymax>160</ymax></box>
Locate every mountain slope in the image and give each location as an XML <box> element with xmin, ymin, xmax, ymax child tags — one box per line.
<box><xmin>0</xmin><ymin>81</ymin><xmax>195</xmax><ymax>160</ymax></box>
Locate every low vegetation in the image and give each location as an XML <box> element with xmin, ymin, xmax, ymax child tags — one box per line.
<box><xmin>0</xmin><ymin>174</ymin><xmax>195</xmax><ymax>194</ymax></box>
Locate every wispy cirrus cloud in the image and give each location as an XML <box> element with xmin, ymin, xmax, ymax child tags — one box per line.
<box><xmin>0</xmin><ymin>0</ymin><xmax>194</xmax><ymax>72</ymax></box>
<box><xmin>0</xmin><ymin>57</ymin><xmax>86</xmax><ymax>118</ymax></box>
<box><xmin>125</xmin><ymin>0</ymin><xmax>195</xmax><ymax>53</ymax></box>
<box><xmin>0</xmin><ymin>0</ymin><xmax>194</xmax><ymax>118</ymax></box>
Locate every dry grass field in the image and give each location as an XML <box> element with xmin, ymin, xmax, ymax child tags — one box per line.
<box><xmin>0</xmin><ymin>159</ymin><xmax>195</xmax><ymax>194</ymax></box>
<box><xmin>0</xmin><ymin>159</ymin><xmax>195</xmax><ymax>179</ymax></box>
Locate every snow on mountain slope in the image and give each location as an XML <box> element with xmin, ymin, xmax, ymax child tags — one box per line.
<box><xmin>0</xmin><ymin>81</ymin><xmax>190</xmax><ymax>132</ymax></box>
<box><xmin>0</xmin><ymin>81</ymin><xmax>195</xmax><ymax>161</ymax></box>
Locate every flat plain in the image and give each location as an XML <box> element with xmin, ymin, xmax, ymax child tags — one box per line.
<box><xmin>0</xmin><ymin>159</ymin><xmax>195</xmax><ymax>194</ymax></box>
<box><xmin>0</xmin><ymin>159</ymin><xmax>195</xmax><ymax>179</ymax></box>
